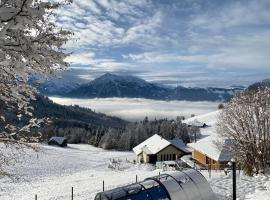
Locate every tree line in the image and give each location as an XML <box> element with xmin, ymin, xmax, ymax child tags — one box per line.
<box><xmin>39</xmin><ymin>116</ymin><xmax>200</xmax><ymax>151</ymax></box>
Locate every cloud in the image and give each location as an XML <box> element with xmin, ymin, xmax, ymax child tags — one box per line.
<box><xmin>66</xmin><ymin>52</ymin><xmax>134</xmax><ymax>71</ymax></box>
<box><xmin>55</xmin><ymin>0</ymin><xmax>270</xmax><ymax>87</ymax></box>
<box><xmin>49</xmin><ymin>97</ymin><xmax>220</xmax><ymax>121</ymax></box>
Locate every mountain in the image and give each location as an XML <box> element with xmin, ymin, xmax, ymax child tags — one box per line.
<box><xmin>32</xmin><ymin>95</ymin><xmax>127</xmax><ymax>129</ymax></box>
<box><xmin>172</xmin><ymin>86</ymin><xmax>243</xmax><ymax>102</ymax></box>
<box><xmin>64</xmin><ymin>73</ymin><xmax>243</xmax><ymax>102</ymax></box>
<box><xmin>29</xmin><ymin>69</ymin><xmax>90</xmax><ymax>96</ymax></box>
<box><xmin>66</xmin><ymin>73</ymin><xmax>171</xmax><ymax>100</ymax></box>
<box><xmin>248</xmin><ymin>78</ymin><xmax>270</xmax><ymax>90</ymax></box>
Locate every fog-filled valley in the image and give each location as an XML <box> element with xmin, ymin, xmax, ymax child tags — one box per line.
<box><xmin>50</xmin><ymin>97</ymin><xmax>220</xmax><ymax>121</ymax></box>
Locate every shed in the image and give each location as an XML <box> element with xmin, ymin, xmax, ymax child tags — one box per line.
<box><xmin>95</xmin><ymin>168</ymin><xmax>215</xmax><ymax>200</ymax></box>
<box><xmin>48</xmin><ymin>137</ymin><xmax>67</xmax><ymax>147</ymax></box>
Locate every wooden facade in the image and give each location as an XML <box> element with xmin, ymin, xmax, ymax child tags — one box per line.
<box><xmin>192</xmin><ymin>150</ymin><xmax>227</xmax><ymax>170</ymax></box>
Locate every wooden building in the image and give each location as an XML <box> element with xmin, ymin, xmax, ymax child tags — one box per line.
<box><xmin>188</xmin><ymin>138</ymin><xmax>232</xmax><ymax>170</ymax></box>
<box><xmin>48</xmin><ymin>136</ymin><xmax>67</xmax><ymax>147</ymax></box>
<box><xmin>184</xmin><ymin>111</ymin><xmax>233</xmax><ymax>170</ymax></box>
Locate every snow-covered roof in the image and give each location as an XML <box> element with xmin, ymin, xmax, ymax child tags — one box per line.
<box><xmin>186</xmin><ymin>119</ymin><xmax>206</xmax><ymax>127</ymax></box>
<box><xmin>133</xmin><ymin>134</ymin><xmax>190</xmax><ymax>155</ymax></box>
<box><xmin>49</xmin><ymin>137</ymin><xmax>66</xmax><ymax>145</ymax></box>
<box><xmin>169</xmin><ymin>138</ymin><xmax>192</xmax><ymax>153</ymax></box>
<box><xmin>184</xmin><ymin>110</ymin><xmax>232</xmax><ymax>161</ymax></box>
<box><xmin>133</xmin><ymin>134</ymin><xmax>171</xmax><ymax>155</ymax></box>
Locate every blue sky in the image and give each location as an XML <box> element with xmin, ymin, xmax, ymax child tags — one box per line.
<box><xmin>57</xmin><ymin>0</ymin><xmax>270</xmax><ymax>87</ymax></box>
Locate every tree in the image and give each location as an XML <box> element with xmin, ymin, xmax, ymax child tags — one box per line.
<box><xmin>218</xmin><ymin>103</ymin><xmax>224</xmax><ymax>109</ymax></box>
<box><xmin>0</xmin><ymin>0</ymin><xmax>72</xmax><ymax>176</ymax></box>
<box><xmin>217</xmin><ymin>87</ymin><xmax>270</xmax><ymax>176</ymax></box>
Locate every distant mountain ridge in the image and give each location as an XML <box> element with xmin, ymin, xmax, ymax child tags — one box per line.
<box><xmin>63</xmin><ymin>73</ymin><xmax>243</xmax><ymax>102</ymax></box>
<box><xmin>248</xmin><ymin>78</ymin><xmax>270</xmax><ymax>90</ymax></box>
<box><xmin>66</xmin><ymin>73</ymin><xmax>171</xmax><ymax>100</ymax></box>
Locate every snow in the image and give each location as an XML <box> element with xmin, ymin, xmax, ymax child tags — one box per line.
<box><xmin>0</xmin><ymin>144</ymin><xmax>269</xmax><ymax>200</ymax></box>
<box><xmin>168</xmin><ymin>138</ymin><xmax>192</xmax><ymax>153</ymax></box>
<box><xmin>133</xmin><ymin>134</ymin><xmax>191</xmax><ymax>155</ymax></box>
<box><xmin>48</xmin><ymin>137</ymin><xmax>66</xmax><ymax>145</ymax></box>
<box><xmin>184</xmin><ymin>110</ymin><xmax>231</xmax><ymax>161</ymax></box>
<box><xmin>133</xmin><ymin>134</ymin><xmax>171</xmax><ymax>155</ymax></box>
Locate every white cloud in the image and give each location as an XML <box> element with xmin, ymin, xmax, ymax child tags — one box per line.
<box><xmin>65</xmin><ymin>52</ymin><xmax>96</xmax><ymax>65</ymax></box>
<box><xmin>49</xmin><ymin>97</ymin><xmax>220</xmax><ymax>121</ymax></box>
<box><xmin>55</xmin><ymin>0</ymin><xmax>270</xmax><ymax>86</ymax></box>
<box><xmin>190</xmin><ymin>0</ymin><xmax>270</xmax><ymax>31</ymax></box>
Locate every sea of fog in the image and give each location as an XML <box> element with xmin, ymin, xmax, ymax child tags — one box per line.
<box><xmin>49</xmin><ymin>97</ymin><xmax>220</xmax><ymax>122</ymax></box>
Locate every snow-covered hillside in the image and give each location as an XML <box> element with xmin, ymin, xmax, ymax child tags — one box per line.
<box><xmin>0</xmin><ymin>144</ymin><xmax>269</xmax><ymax>200</ymax></box>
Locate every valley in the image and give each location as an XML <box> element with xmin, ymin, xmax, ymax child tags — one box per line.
<box><xmin>49</xmin><ymin>97</ymin><xmax>220</xmax><ymax>121</ymax></box>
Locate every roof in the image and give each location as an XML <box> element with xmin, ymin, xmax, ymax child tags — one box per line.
<box><xmin>169</xmin><ymin>138</ymin><xmax>192</xmax><ymax>153</ymax></box>
<box><xmin>184</xmin><ymin>110</ymin><xmax>232</xmax><ymax>162</ymax></box>
<box><xmin>49</xmin><ymin>137</ymin><xmax>66</xmax><ymax>145</ymax></box>
<box><xmin>188</xmin><ymin>137</ymin><xmax>231</xmax><ymax>161</ymax></box>
<box><xmin>187</xmin><ymin>119</ymin><xmax>205</xmax><ymax>127</ymax></box>
<box><xmin>133</xmin><ymin>134</ymin><xmax>190</xmax><ymax>155</ymax></box>
<box><xmin>133</xmin><ymin>134</ymin><xmax>171</xmax><ymax>155</ymax></box>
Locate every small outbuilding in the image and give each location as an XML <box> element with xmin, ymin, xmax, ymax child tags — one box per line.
<box><xmin>187</xmin><ymin>119</ymin><xmax>207</xmax><ymax>128</ymax></box>
<box><xmin>48</xmin><ymin>136</ymin><xmax>67</xmax><ymax>147</ymax></box>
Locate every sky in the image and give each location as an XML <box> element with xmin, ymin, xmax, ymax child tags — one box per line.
<box><xmin>57</xmin><ymin>0</ymin><xmax>270</xmax><ymax>87</ymax></box>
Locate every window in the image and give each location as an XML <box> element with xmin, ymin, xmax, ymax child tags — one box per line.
<box><xmin>160</xmin><ymin>155</ymin><xmax>163</xmax><ymax>161</ymax></box>
<box><xmin>169</xmin><ymin>154</ymin><xmax>172</xmax><ymax>160</ymax></box>
<box><xmin>206</xmin><ymin>156</ymin><xmax>210</xmax><ymax>164</ymax></box>
<box><xmin>173</xmin><ymin>154</ymin><xmax>176</xmax><ymax>160</ymax></box>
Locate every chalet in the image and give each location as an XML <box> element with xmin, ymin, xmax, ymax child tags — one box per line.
<box><xmin>133</xmin><ymin>134</ymin><xmax>191</xmax><ymax>164</ymax></box>
<box><xmin>184</xmin><ymin>111</ymin><xmax>232</xmax><ymax>170</ymax></box>
<box><xmin>48</xmin><ymin>136</ymin><xmax>67</xmax><ymax>147</ymax></box>
<box><xmin>188</xmin><ymin>137</ymin><xmax>232</xmax><ymax>170</ymax></box>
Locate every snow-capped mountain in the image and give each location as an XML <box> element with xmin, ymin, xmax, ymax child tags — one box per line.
<box><xmin>65</xmin><ymin>73</ymin><xmax>243</xmax><ymax>102</ymax></box>
<box><xmin>30</xmin><ymin>69</ymin><xmax>89</xmax><ymax>96</ymax></box>
<box><xmin>66</xmin><ymin>73</ymin><xmax>171</xmax><ymax>99</ymax></box>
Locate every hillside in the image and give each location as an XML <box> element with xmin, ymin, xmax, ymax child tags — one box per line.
<box><xmin>1</xmin><ymin>144</ymin><xmax>269</xmax><ymax>200</ymax></box>
<box><xmin>248</xmin><ymin>78</ymin><xmax>270</xmax><ymax>90</ymax></box>
<box><xmin>32</xmin><ymin>95</ymin><xmax>128</xmax><ymax>129</ymax></box>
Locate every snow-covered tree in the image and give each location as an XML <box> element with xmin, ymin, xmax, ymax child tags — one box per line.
<box><xmin>0</xmin><ymin>0</ymin><xmax>72</xmax><ymax>141</ymax></box>
<box><xmin>217</xmin><ymin>87</ymin><xmax>270</xmax><ymax>176</ymax></box>
<box><xmin>0</xmin><ymin>0</ymin><xmax>72</xmax><ymax>176</ymax></box>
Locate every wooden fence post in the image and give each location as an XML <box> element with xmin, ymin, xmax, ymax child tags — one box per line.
<box><xmin>136</xmin><ymin>175</ymin><xmax>138</xmax><ymax>183</ymax></box>
<box><xmin>35</xmin><ymin>194</ymin><xmax>37</xmax><ymax>200</ymax></box>
<box><xmin>103</xmin><ymin>180</ymin><xmax>105</xmax><ymax>192</ymax></box>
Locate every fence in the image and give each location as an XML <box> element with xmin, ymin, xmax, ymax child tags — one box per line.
<box><xmin>32</xmin><ymin>174</ymin><xmax>147</xmax><ymax>199</ymax></box>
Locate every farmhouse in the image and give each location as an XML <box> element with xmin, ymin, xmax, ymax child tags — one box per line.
<box><xmin>48</xmin><ymin>136</ymin><xmax>67</xmax><ymax>147</ymax></box>
<box><xmin>133</xmin><ymin>134</ymin><xmax>191</xmax><ymax>164</ymax></box>
<box><xmin>184</xmin><ymin>111</ymin><xmax>232</xmax><ymax>170</ymax></box>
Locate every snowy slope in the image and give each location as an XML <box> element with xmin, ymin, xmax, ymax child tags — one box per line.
<box><xmin>0</xmin><ymin>144</ymin><xmax>269</xmax><ymax>200</ymax></box>
<box><xmin>184</xmin><ymin>110</ymin><xmax>231</xmax><ymax>161</ymax></box>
